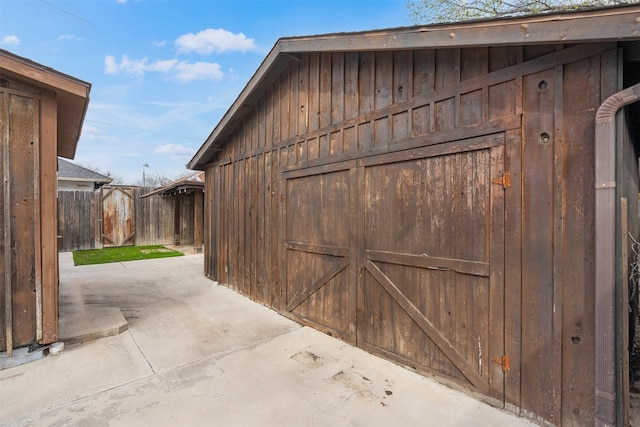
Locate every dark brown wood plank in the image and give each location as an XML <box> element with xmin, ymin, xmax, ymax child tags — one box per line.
<box><xmin>520</xmin><ymin>67</ymin><xmax>557</xmax><ymax>424</ymax></box>
<box><xmin>286</xmin><ymin>256</ymin><xmax>350</xmax><ymax>311</ymax></box>
<box><xmin>1</xmin><ymin>90</ymin><xmax>10</xmax><ymax>352</ymax></box>
<box><xmin>40</xmin><ymin>89</ymin><xmax>57</xmax><ymax>344</ymax></box>
<box><xmin>461</xmin><ymin>47</ymin><xmax>488</xmax><ymax>81</ymax></box>
<box><xmin>413</xmin><ymin>49</ymin><xmax>435</xmax><ymax>98</ymax></box>
<box><xmin>266</xmin><ymin>86</ymin><xmax>275</xmax><ymax>149</ymax></box>
<box><xmin>489</xmin><ymin>46</ymin><xmax>522</xmax><ymax>73</ymax></box>
<box><xmin>248</xmin><ymin>157</ymin><xmax>256</xmax><ymax>297</ymax></box>
<box><xmin>359</xmin><ymin>129</ymin><xmax>506</xmax><ymax>168</ymax></box>
<box><xmin>250</xmin><ymin>105</ymin><xmax>258</xmax><ymax>152</ymax></box>
<box><xmin>488</xmin><ymin>144</ymin><xmax>505</xmax><ymax>402</ymax></box>
<box><xmin>308</xmin><ymin>53</ymin><xmax>320</xmax><ymax>132</ymax></box>
<box><xmin>551</xmin><ymin>64</ymin><xmax>563</xmax><ymax>424</ymax></box>
<box><xmin>366</xmin><ymin>250</ymin><xmax>489</xmax><ymax>277</ymax></box>
<box><xmin>297</xmin><ymin>55</ymin><xmax>309</xmax><ymax>136</ymax></box>
<box><xmin>274</xmin><ymin>149</ymin><xmax>285</xmax><ymax>309</ymax></box>
<box><xmin>264</xmin><ymin>151</ymin><xmax>273</xmax><ymax>304</ymax></box>
<box><xmin>173</xmin><ymin>195</ymin><xmax>180</xmax><ymax>245</ymax></box>
<box><xmin>237</xmin><ymin>159</ymin><xmax>245</xmax><ymax>292</ymax></box>
<box><xmin>285</xmin><ymin>241</ymin><xmax>350</xmax><ymax>257</ymax></box>
<box><xmin>374</xmin><ymin>51</ymin><xmax>392</xmax><ymax>148</ymax></box>
<box><xmin>206</xmin><ymin>167</ymin><xmax>214</xmax><ymax>277</ymax></box>
<box><xmin>436</xmin><ymin>48</ymin><xmax>459</xmax><ymax>91</ymax></box>
<box><xmin>288</xmin><ymin>61</ymin><xmax>298</xmax><ymax>142</ymax></box>
<box><xmin>9</xmin><ymin>92</ymin><xmax>37</xmax><ymax>347</ymax></box>
<box><xmin>365</xmin><ymin>260</ymin><xmax>489</xmax><ymax>393</ymax></box>
<box><xmin>461</xmin><ymin>90</ymin><xmax>482</xmax><ymax>127</ymax></box>
<box><xmin>343</xmin><ymin>52</ymin><xmax>359</xmax><ymax>153</ymax></box>
<box><xmin>523</xmin><ymin>44</ymin><xmax>558</xmax><ymax>61</ymax></box>
<box><xmin>256</xmin><ymin>154</ymin><xmax>265</xmax><ymax>303</ymax></box>
<box><xmin>257</xmin><ymin>98</ymin><xmax>265</xmax><ymax>150</ymax></box>
<box><xmin>560</xmin><ymin>53</ymin><xmax>602</xmax><ymax>426</ymax></box>
<box><xmin>329</xmin><ymin>130</ymin><xmax>342</xmax><ymax>158</ymax></box>
<box><xmin>344</xmin><ymin>52</ymin><xmax>359</xmax><ymax>122</ymax></box>
<box><xmin>394</xmin><ymin>50</ymin><xmax>412</xmax><ymax>104</ymax></box>
<box><xmin>319</xmin><ymin>52</ymin><xmax>332</xmax><ymax>129</ymax></box>
<box><xmin>307</xmin><ymin>136</ymin><xmax>319</xmax><ymax>161</ymax></box>
<box><xmin>331</xmin><ymin>52</ymin><xmax>344</xmax><ymax>126</ymax></box>
<box><xmin>285</xmin><ymin>116</ymin><xmax>518</xmax><ymax>173</ymax></box>
<box><xmin>504</xmin><ymin>128</ymin><xmax>522</xmax><ymax>411</ymax></box>
<box><xmin>358</xmin><ymin>51</ymin><xmax>374</xmax><ymax>119</ymax></box>
<box><xmin>280</xmin><ymin>69</ymin><xmax>291</xmax><ymax>142</ymax></box>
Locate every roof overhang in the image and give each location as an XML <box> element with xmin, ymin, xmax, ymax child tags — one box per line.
<box><xmin>188</xmin><ymin>4</ymin><xmax>640</xmax><ymax>170</ymax></box>
<box><xmin>58</xmin><ymin>177</ymin><xmax>113</xmax><ymax>184</ymax></box>
<box><xmin>0</xmin><ymin>49</ymin><xmax>91</xmax><ymax>159</ymax></box>
<box><xmin>140</xmin><ymin>183</ymin><xmax>204</xmax><ymax>198</ymax></box>
<box><xmin>140</xmin><ymin>171</ymin><xmax>205</xmax><ymax>198</ymax></box>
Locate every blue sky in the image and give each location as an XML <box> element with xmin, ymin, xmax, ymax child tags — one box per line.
<box><xmin>0</xmin><ymin>0</ymin><xmax>411</xmax><ymax>184</ymax></box>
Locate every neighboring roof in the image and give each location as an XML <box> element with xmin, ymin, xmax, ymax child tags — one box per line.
<box><xmin>188</xmin><ymin>4</ymin><xmax>640</xmax><ymax>170</ymax></box>
<box><xmin>139</xmin><ymin>171</ymin><xmax>205</xmax><ymax>198</ymax></box>
<box><xmin>57</xmin><ymin>158</ymin><xmax>112</xmax><ymax>184</ymax></box>
<box><xmin>0</xmin><ymin>49</ymin><xmax>91</xmax><ymax>159</ymax></box>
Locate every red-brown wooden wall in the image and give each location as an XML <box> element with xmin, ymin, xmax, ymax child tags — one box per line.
<box><xmin>202</xmin><ymin>43</ymin><xmax>628</xmax><ymax>425</ymax></box>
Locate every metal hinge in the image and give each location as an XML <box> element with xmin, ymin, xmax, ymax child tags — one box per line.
<box><xmin>492</xmin><ymin>355</ymin><xmax>511</xmax><ymax>372</ymax></box>
<box><xmin>492</xmin><ymin>173</ymin><xmax>511</xmax><ymax>189</ymax></box>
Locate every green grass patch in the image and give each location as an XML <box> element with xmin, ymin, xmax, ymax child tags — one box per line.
<box><xmin>73</xmin><ymin>245</ymin><xmax>184</xmax><ymax>266</ymax></box>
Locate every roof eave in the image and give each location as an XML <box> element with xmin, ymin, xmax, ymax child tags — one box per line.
<box><xmin>58</xmin><ymin>177</ymin><xmax>113</xmax><ymax>184</ymax></box>
<box><xmin>0</xmin><ymin>49</ymin><xmax>91</xmax><ymax>160</ymax></box>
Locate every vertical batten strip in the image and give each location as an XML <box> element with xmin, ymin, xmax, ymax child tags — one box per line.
<box><xmin>2</xmin><ymin>91</ymin><xmax>13</xmax><ymax>356</ymax></box>
<box><xmin>33</xmin><ymin>96</ymin><xmax>42</xmax><ymax>342</ymax></box>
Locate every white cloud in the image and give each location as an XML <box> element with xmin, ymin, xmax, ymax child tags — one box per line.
<box><xmin>117</xmin><ymin>55</ymin><xmax>148</xmax><ymax>77</ymax></box>
<box><xmin>104</xmin><ymin>55</ymin><xmax>223</xmax><ymax>83</ymax></box>
<box><xmin>174</xmin><ymin>61</ymin><xmax>223</xmax><ymax>83</ymax></box>
<box><xmin>175</xmin><ymin>28</ymin><xmax>256</xmax><ymax>55</ymax></box>
<box><xmin>0</xmin><ymin>35</ymin><xmax>20</xmax><ymax>46</ymax></box>
<box><xmin>147</xmin><ymin>59</ymin><xmax>179</xmax><ymax>73</ymax></box>
<box><xmin>116</xmin><ymin>0</ymin><xmax>127</xmax><ymax>3</ymax></box>
<box><xmin>155</xmin><ymin>144</ymin><xmax>196</xmax><ymax>162</ymax></box>
<box><xmin>104</xmin><ymin>56</ymin><xmax>119</xmax><ymax>74</ymax></box>
<box><xmin>153</xmin><ymin>40</ymin><xmax>167</xmax><ymax>47</ymax></box>
<box><xmin>155</xmin><ymin>144</ymin><xmax>195</xmax><ymax>155</ymax></box>
<box><xmin>59</xmin><ymin>34</ymin><xmax>80</xmax><ymax>41</ymax></box>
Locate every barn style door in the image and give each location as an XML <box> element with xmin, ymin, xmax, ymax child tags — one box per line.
<box><xmin>283</xmin><ymin>164</ymin><xmax>358</xmax><ymax>343</ymax></box>
<box><xmin>283</xmin><ymin>132</ymin><xmax>507</xmax><ymax>402</ymax></box>
<box><xmin>101</xmin><ymin>186</ymin><xmax>135</xmax><ymax>247</ymax></box>
<box><xmin>359</xmin><ymin>133</ymin><xmax>506</xmax><ymax>401</ymax></box>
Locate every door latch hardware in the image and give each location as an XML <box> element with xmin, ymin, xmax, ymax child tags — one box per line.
<box><xmin>492</xmin><ymin>173</ymin><xmax>511</xmax><ymax>189</ymax></box>
<box><xmin>491</xmin><ymin>355</ymin><xmax>511</xmax><ymax>372</ymax></box>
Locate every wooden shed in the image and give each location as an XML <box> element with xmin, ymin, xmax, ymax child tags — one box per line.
<box><xmin>139</xmin><ymin>171</ymin><xmax>205</xmax><ymax>248</ymax></box>
<box><xmin>1</xmin><ymin>50</ymin><xmax>90</xmax><ymax>356</ymax></box>
<box><xmin>188</xmin><ymin>6</ymin><xmax>640</xmax><ymax>426</ymax></box>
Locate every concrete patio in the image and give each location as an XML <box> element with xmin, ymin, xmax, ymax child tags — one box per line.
<box><xmin>0</xmin><ymin>252</ymin><xmax>535</xmax><ymax>426</ymax></box>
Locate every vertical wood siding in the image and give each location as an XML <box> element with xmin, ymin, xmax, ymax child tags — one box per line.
<box><xmin>1</xmin><ymin>88</ymin><xmax>42</xmax><ymax>350</ymax></box>
<box><xmin>57</xmin><ymin>190</ymin><xmax>102</xmax><ymax>251</ymax></box>
<box><xmin>57</xmin><ymin>188</ymin><xmax>202</xmax><ymax>251</ymax></box>
<box><xmin>204</xmin><ymin>43</ymin><xmax>619</xmax><ymax>426</ymax></box>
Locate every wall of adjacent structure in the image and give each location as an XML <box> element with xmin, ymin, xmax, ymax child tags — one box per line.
<box><xmin>1</xmin><ymin>81</ymin><xmax>60</xmax><ymax>350</ymax></box>
<box><xmin>202</xmin><ymin>42</ymin><xmax>623</xmax><ymax>426</ymax></box>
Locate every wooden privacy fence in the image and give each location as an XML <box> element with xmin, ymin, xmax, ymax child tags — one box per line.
<box><xmin>57</xmin><ymin>186</ymin><xmax>199</xmax><ymax>252</ymax></box>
